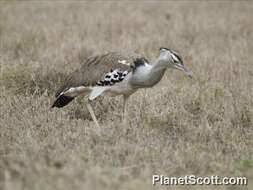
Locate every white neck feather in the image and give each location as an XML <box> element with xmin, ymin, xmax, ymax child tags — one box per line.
<box><xmin>129</xmin><ymin>57</ymin><xmax>168</xmax><ymax>88</ymax></box>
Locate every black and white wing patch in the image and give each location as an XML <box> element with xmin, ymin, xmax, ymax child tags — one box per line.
<box><xmin>96</xmin><ymin>69</ymin><xmax>129</xmax><ymax>86</ymax></box>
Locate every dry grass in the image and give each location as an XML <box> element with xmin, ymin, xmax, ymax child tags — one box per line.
<box><xmin>0</xmin><ymin>1</ymin><xmax>253</xmax><ymax>190</ymax></box>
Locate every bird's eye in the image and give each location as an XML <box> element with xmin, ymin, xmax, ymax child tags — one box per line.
<box><xmin>171</xmin><ymin>53</ymin><xmax>183</xmax><ymax>65</ymax></box>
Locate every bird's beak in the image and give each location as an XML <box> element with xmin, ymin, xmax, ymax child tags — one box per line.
<box><xmin>182</xmin><ymin>65</ymin><xmax>193</xmax><ymax>78</ymax></box>
<box><xmin>174</xmin><ymin>64</ymin><xmax>193</xmax><ymax>78</ymax></box>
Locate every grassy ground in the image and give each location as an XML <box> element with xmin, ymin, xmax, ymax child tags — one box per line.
<box><xmin>0</xmin><ymin>1</ymin><xmax>252</xmax><ymax>190</ymax></box>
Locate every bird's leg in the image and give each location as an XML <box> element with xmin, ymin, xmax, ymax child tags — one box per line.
<box><xmin>123</xmin><ymin>95</ymin><xmax>130</xmax><ymax>126</ymax></box>
<box><xmin>86</xmin><ymin>102</ymin><xmax>100</xmax><ymax>129</ymax></box>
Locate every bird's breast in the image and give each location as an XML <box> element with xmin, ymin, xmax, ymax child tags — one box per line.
<box><xmin>130</xmin><ymin>65</ymin><xmax>166</xmax><ymax>88</ymax></box>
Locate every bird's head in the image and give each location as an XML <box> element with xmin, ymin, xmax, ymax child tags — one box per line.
<box><xmin>159</xmin><ymin>47</ymin><xmax>192</xmax><ymax>78</ymax></box>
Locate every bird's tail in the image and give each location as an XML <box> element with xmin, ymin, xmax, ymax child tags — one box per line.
<box><xmin>51</xmin><ymin>95</ymin><xmax>75</xmax><ymax>108</ymax></box>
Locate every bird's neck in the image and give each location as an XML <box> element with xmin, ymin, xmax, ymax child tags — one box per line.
<box><xmin>147</xmin><ymin>59</ymin><xmax>168</xmax><ymax>86</ymax></box>
<box><xmin>130</xmin><ymin>58</ymin><xmax>168</xmax><ymax>88</ymax></box>
<box><xmin>151</xmin><ymin>57</ymin><xmax>168</xmax><ymax>71</ymax></box>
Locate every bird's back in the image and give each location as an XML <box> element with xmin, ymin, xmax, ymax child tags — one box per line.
<box><xmin>55</xmin><ymin>52</ymin><xmax>141</xmax><ymax>97</ymax></box>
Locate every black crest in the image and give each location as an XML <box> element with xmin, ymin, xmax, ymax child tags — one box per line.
<box><xmin>159</xmin><ymin>47</ymin><xmax>170</xmax><ymax>51</ymax></box>
<box><xmin>160</xmin><ymin>47</ymin><xmax>183</xmax><ymax>65</ymax></box>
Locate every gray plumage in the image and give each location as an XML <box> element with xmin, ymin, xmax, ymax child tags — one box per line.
<box><xmin>56</xmin><ymin>52</ymin><xmax>141</xmax><ymax>96</ymax></box>
<box><xmin>52</xmin><ymin>52</ymin><xmax>142</xmax><ymax>107</ymax></box>
<box><xmin>51</xmin><ymin>48</ymin><xmax>192</xmax><ymax>127</ymax></box>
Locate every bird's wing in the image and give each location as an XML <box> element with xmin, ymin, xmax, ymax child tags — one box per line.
<box><xmin>54</xmin><ymin>52</ymin><xmax>142</xmax><ymax>98</ymax></box>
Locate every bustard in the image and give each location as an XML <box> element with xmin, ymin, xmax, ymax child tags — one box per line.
<box><xmin>52</xmin><ymin>48</ymin><xmax>192</xmax><ymax>127</ymax></box>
